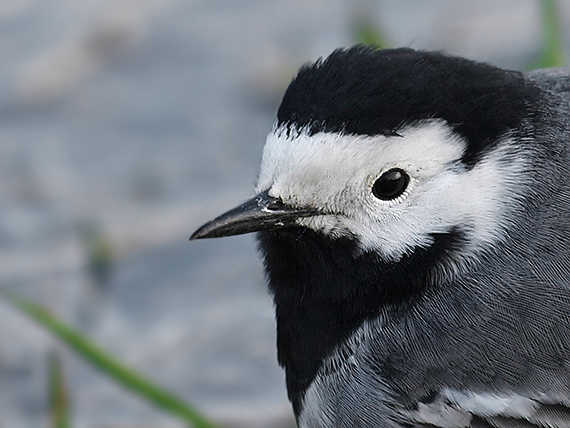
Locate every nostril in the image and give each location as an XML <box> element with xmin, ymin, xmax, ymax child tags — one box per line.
<box><xmin>266</xmin><ymin>199</ymin><xmax>287</xmax><ymax>211</ymax></box>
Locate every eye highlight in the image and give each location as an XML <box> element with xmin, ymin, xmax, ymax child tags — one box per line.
<box><xmin>372</xmin><ymin>168</ymin><xmax>410</xmax><ymax>201</ymax></box>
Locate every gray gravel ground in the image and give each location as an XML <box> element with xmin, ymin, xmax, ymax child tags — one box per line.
<box><xmin>0</xmin><ymin>0</ymin><xmax>569</xmax><ymax>426</ymax></box>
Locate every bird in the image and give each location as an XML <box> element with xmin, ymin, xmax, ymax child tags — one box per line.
<box><xmin>190</xmin><ymin>46</ymin><xmax>570</xmax><ymax>427</ymax></box>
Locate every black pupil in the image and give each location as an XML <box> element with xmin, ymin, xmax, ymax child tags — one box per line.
<box><xmin>372</xmin><ymin>169</ymin><xmax>409</xmax><ymax>201</ymax></box>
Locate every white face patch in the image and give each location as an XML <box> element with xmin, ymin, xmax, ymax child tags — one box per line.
<box><xmin>255</xmin><ymin>120</ymin><xmax>527</xmax><ymax>261</ymax></box>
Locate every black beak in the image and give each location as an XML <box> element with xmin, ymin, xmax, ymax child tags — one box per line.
<box><xmin>190</xmin><ymin>190</ymin><xmax>318</xmax><ymax>240</ymax></box>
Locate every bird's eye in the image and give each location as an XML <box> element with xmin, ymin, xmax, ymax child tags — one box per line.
<box><xmin>372</xmin><ymin>168</ymin><xmax>410</xmax><ymax>201</ymax></box>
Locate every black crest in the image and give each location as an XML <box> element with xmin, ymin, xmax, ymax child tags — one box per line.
<box><xmin>276</xmin><ymin>46</ymin><xmax>541</xmax><ymax>166</ymax></box>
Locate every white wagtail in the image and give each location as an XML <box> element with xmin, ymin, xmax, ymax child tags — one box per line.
<box><xmin>191</xmin><ymin>46</ymin><xmax>570</xmax><ymax>428</ymax></box>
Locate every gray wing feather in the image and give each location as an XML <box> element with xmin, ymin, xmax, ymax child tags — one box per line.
<box><xmin>526</xmin><ymin>67</ymin><xmax>570</xmax><ymax>94</ymax></box>
<box><xmin>408</xmin><ymin>397</ymin><xmax>570</xmax><ymax>428</ymax></box>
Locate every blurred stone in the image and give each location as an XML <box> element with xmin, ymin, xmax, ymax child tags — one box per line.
<box><xmin>0</xmin><ymin>0</ymin><xmax>569</xmax><ymax>427</ymax></box>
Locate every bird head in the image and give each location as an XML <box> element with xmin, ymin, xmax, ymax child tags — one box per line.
<box><xmin>191</xmin><ymin>46</ymin><xmax>541</xmax><ymax>272</ymax></box>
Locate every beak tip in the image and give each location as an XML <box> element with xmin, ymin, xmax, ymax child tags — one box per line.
<box><xmin>189</xmin><ymin>224</ymin><xmax>211</xmax><ymax>241</ymax></box>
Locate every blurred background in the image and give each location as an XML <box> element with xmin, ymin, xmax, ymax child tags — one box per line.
<box><xmin>0</xmin><ymin>0</ymin><xmax>568</xmax><ymax>427</ymax></box>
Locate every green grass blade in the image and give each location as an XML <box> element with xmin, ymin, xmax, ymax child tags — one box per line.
<box><xmin>531</xmin><ymin>0</ymin><xmax>565</xmax><ymax>69</ymax></box>
<box><xmin>48</xmin><ymin>352</ymin><xmax>70</xmax><ymax>428</ymax></box>
<box><xmin>6</xmin><ymin>295</ymin><xmax>217</xmax><ymax>428</ymax></box>
<box><xmin>353</xmin><ymin>20</ymin><xmax>389</xmax><ymax>49</ymax></box>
